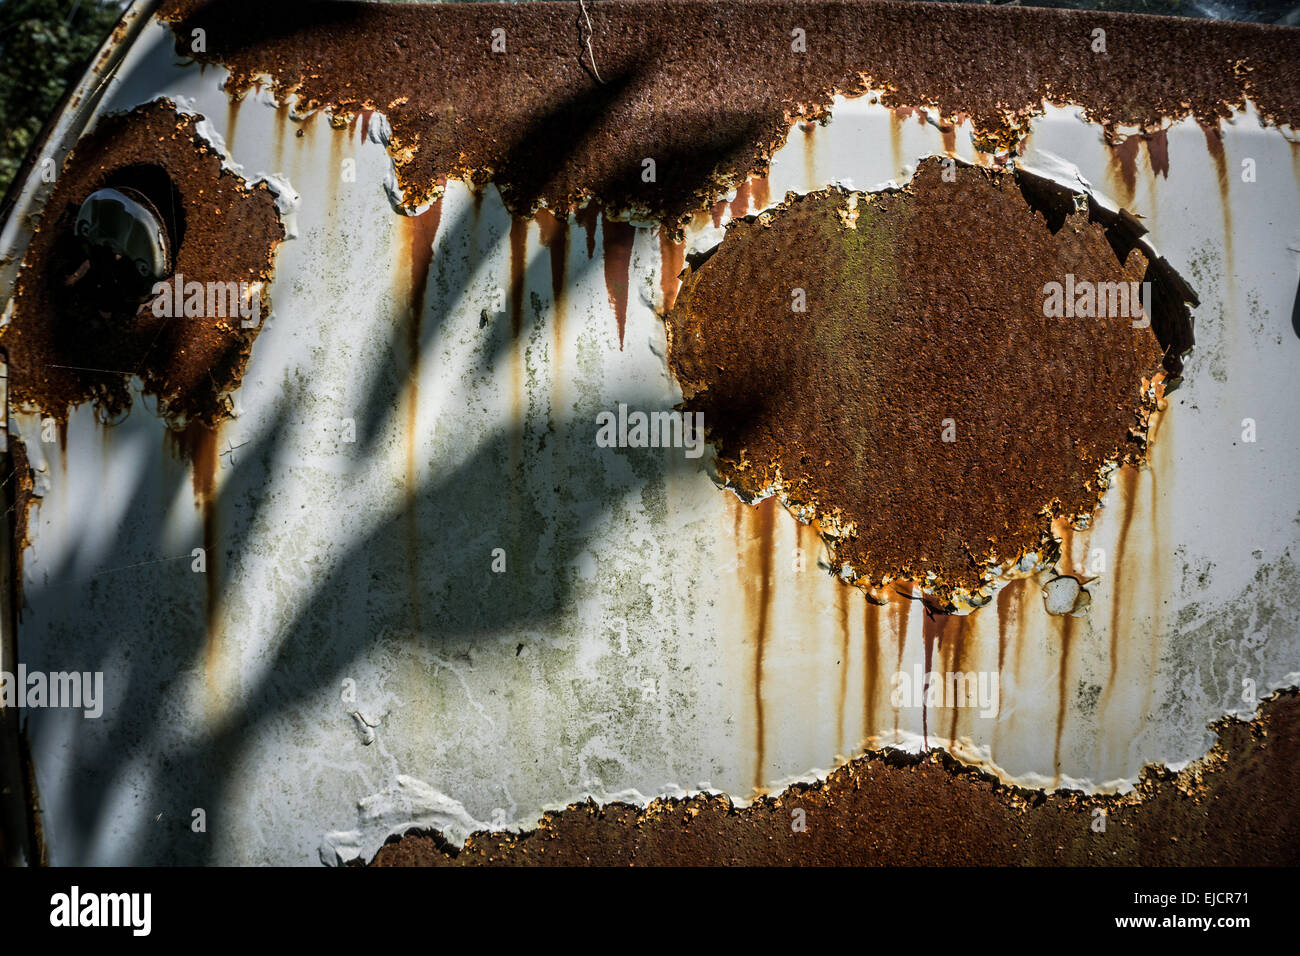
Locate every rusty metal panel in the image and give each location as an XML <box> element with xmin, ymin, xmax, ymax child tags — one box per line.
<box><xmin>1</xmin><ymin>0</ymin><xmax>1298</xmax><ymax>866</ymax></box>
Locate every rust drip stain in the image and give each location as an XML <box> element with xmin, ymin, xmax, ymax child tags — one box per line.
<box><xmin>1107</xmin><ymin>467</ymin><xmax>1140</xmax><ymax>691</ymax></box>
<box><xmin>888</xmin><ymin>109</ymin><xmax>902</xmax><ymax>177</ymax></box>
<box><xmin>1109</xmin><ymin>136</ymin><xmax>1141</xmax><ymax>204</ymax></box>
<box><xmin>893</xmin><ymin>593</ymin><xmax>910</xmax><ymax>741</ymax></box>
<box><xmin>941</xmin><ymin>121</ymin><xmax>957</xmax><ymax>156</ymax></box>
<box><xmin>752</xmin><ymin>175</ymin><xmax>771</xmax><ymax>212</ymax></box>
<box><xmin>947</xmin><ymin>615</ymin><xmax>970</xmax><ymax>749</ymax></box>
<box><xmin>575</xmin><ymin>202</ymin><xmax>599</xmax><ymax>260</ymax></box>
<box><xmin>920</xmin><ymin>610</ymin><xmax>950</xmax><ymax>750</ymax></box>
<box><xmin>271</xmin><ymin>102</ymin><xmax>287</xmax><ymax>169</ymax></box>
<box><xmin>657</xmin><ymin>228</ymin><xmax>685</xmax><ymax>315</ymax></box>
<box><xmin>1108</xmin><ymin>130</ymin><xmax>1172</xmax><ymax>207</ymax></box>
<box><xmin>225</xmin><ymin>94</ymin><xmax>242</xmax><ymax>156</ymax></box>
<box><xmin>358</xmin><ymin>108</ymin><xmax>373</xmax><ymax>144</ymax></box>
<box><xmin>536</xmin><ymin>209</ymin><xmax>568</xmax><ymax>372</ymax></box>
<box><xmin>747</xmin><ymin>497</ymin><xmax>778</xmax><ymax>794</ymax></box>
<box><xmin>601</xmin><ymin>217</ymin><xmax>635</xmax><ymax>350</ymax></box>
<box><xmin>709</xmin><ymin>198</ymin><xmax>727</xmax><ymax>230</ymax></box>
<box><xmin>535</xmin><ymin>210</ymin><xmax>568</xmax><ymax>308</ymax></box>
<box><xmin>327</xmin><ymin>114</ymin><xmax>344</xmax><ymax>209</ymax></box>
<box><xmin>402</xmin><ymin>201</ymin><xmax>444</xmax><ymax>634</ymax></box>
<box><xmin>1053</xmin><ymin>613</ymin><xmax>1077</xmax><ymax>781</ymax></box>
<box><xmin>1058</xmin><ymin>522</ymin><xmax>1075</xmax><ymax>574</ymax></box>
<box><xmin>1147</xmin><ymin>129</ymin><xmax>1171</xmax><ymax>179</ymax></box>
<box><xmin>862</xmin><ymin>595</ymin><xmax>880</xmax><ymax>746</ymax></box>
<box><xmin>729</xmin><ymin>181</ymin><xmax>753</xmax><ymax>220</ymax></box>
<box><xmin>508</xmin><ymin>216</ymin><xmax>528</xmax><ymax>342</ymax></box>
<box><xmin>166</xmin><ymin>421</ymin><xmax>221</xmax><ymax>694</ymax></box>
<box><xmin>1201</xmin><ymin>122</ymin><xmax>1236</xmax><ymax>295</ymax></box>
<box><xmin>1139</xmin><ymin>414</ymin><xmax>1168</xmax><ymax>748</ymax></box>
<box><xmin>802</xmin><ymin>121</ymin><xmax>816</xmax><ymax>189</ymax></box>
<box><xmin>995</xmin><ymin>580</ymin><xmax>1016</xmax><ymax>677</ymax></box>
<box><xmin>835</xmin><ymin>584</ymin><xmax>850</xmax><ymax>754</ymax></box>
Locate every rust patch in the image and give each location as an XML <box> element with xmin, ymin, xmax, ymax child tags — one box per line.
<box><xmin>665</xmin><ymin>160</ymin><xmax>1192</xmax><ymax>603</ymax></box>
<box><xmin>157</xmin><ymin>0</ymin><xmax>1300</xmax><ymax>227</ymax></box>
<box><xmin>2</xmin><ymin>99</ymin><xmax>285</xmax><ymax>426</ymax></box>
<box><xmin>370</xmin><ymin>691</ymin><xmax>1300</xmax><ymax>866</ymax></box>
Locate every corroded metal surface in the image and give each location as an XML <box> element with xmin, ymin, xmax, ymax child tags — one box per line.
<box><xmin>0</xmin><ymin>1</ymin><xmax>1297</xmax><ymax>866</ymax></box>
<box><xmin>666</xmin><ymin>161</ymin><xmax>1179</xmax><ymax>602</ymax></box>
<box><xmin>156</xmin><ymin>0</ymin><xmax>1300</xmax><ymax>222</ymax></box>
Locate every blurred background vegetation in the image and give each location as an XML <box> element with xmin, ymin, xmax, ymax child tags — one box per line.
<box><xmin>1</xmin><ymin>0</ymin><xmax>1296</xmax><ymax>197</ymax></box>
<box><xmin>0</xmin><ymin>0</ymin><xmax>124</xmax><ymax>195</ymax></box>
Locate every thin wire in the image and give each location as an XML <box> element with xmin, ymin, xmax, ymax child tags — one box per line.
<box><xmin>579</xmin><ymin>0</ymin><xmax>604</xmax><ymax>84</ymax></box>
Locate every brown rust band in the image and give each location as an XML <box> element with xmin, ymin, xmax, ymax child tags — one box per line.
<box><xmin>157</xmin><ymin>0</ymin><xmax>1300</xmax><ymax>226</ymax></box>
<box><xmin>370</xmin><ymin>690</ymin><xmax>1300</xmax><ymax>866</ymax></box>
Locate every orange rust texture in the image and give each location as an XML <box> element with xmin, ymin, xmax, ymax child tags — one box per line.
<box><xmin>157</xmin><ymin>0</ymin><xmax>1300</xmax><ymax>226</ymax></box>
<box><xmin>371</xmin><ymin>691</ymin><xmax>1300</xmax><ymax>866</ymax></box>
<box><xmin>666</xmin><ymin>161</ymin><xmax>1168</xmax><ymax>601</ymax></box>
<box><xmin>2</xmin><ymin>100</ymin><xmax>285</xmax><ymax>426</ymax></box>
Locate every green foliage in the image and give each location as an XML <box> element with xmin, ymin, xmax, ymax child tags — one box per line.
<box><xmin>0</xmin><ymin>0</ymin><xmax>123</xmax><ymax>196</ymax></box>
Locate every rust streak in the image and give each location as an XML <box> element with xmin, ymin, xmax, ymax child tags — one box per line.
<box><xmin>862</xmin><ymin>595</ymin><xmax>880</xmax><ymax>747</ymax></box>
<box><xmin>893</xmin><ymin>593</ymin><xmax>910</xmax><ymax>741</ymax></box>
<box><xmin>167</xmin><ymin>421</ymin><xmax>221</xmax><ymax>696</ymax></box>
<box><xmin>1107</xmin><ymin>467</ymin><xmax>1140</xmax><ymax>690</ymax></box>
<box><xmin>225</xmin><ymin>94</ymin><xmax>242</xmax><ymax>156</ymax></box>
<box><xmin>1201</xmin><ymin>121</ymin><xmax>1235</xmax><ymax>297</ymax></box>
<box><xmin>1054</xmin><ymin>613</ymin><xmax>1076</xmax><ymax>780</ymax></box>
<box><xmin>402</xmin><ymin>201</ymin><xmax>443</xmax><ymax>634</ymax></box>
<box><xmin>947</xmin><ymin>615</ymin><xmax>968</xmax><ymax>749</ymax></box>
<box><xmin>575</xmin><ymin>201</ymin><xmax>598</xmax><ymax>260</ymax></box>
<box><xmin>835</xmin><ymin>584</ymin><xmax>850</xmax><ymax>755</ymax></box>
<box><xmin>657</xmin><ymin>227</ymin><xmax>685</xmax><ymax>315</ymax></box>
<box><xmin>751</xmin><ymin>498</ymin><xmax>777</xmax><ymax>793</ymax></box>
<box><xmin>802</xmin><ymin>121</ymin><xmax>816</xmax><ymax>189</ymax></box>
<box><xmin>601</xmin><ymin>217</ymin><xmax>635</xmax><ymax>350</ymax></box>
<box><xmin>729</xmin><ymin>180</ymin><xmax>753</xmax><ymax>220</ymax></box>
<box><xmin>1147</xmin><ymin>129</ymin><xmax>1170</xmax><ymax>179</ymax></box>
<box><xmin>1109</xmin><ymin>135</ymin><xmax>1140</xmax><ymax>205</ymax></box>
<box><xmin>996</xmin><ymin>580</ymin><xmax>1014</xmax><ymax>677</ymax></box>
<box><xmin>536</xmin><ymin>209</ymin><xmax>568</xmax><ymax>372</ymax></box>
<box><xmin>921</xmin><ymin>609</ymin><xmax>948</xmax><ymax>751</ymax></box>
